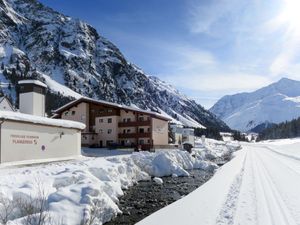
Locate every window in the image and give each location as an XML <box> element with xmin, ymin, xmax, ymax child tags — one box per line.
<box><xmin>147</xmin><ymin>139</ymin><xmax>150</xmax><ymax>144</ymax></box>
<box><xmin>108</xmin><ymin>118</ymin><xmax>112</xmax><ymax>123</ymax></box>
<box><xmin>108</xmin><ymin>109</ymin><xmax>113</xmax><ymax>113</ymax></box>
<box><xmin>139</xmin><ymin>139</ymin><xmax>144</xmax><ymax>144</ymax></box>
<box><xmin>108</xmin><ymin>129</ymin><xmax>112</xmax><ymax>134</ymax></box>
<box><xmin>147</xmin><ymin>128</ymin><xmax>150</xmax><ymax>132</ymax></box>
<box><xmin>139</xmin><ymin>117</ymin><xmax>144</xmax><ymax>121</ymax></box>
<box><xmin>123</xmin><ymin>129</ymin><xmax>126</xmax><ymax>134</ymax></box>
<box><xmin>99</xmin><ymin>118</ymin><xmax>103</xmax><ymax>123</ymax></box>
<box><xmin>91</xmin><ymin>136</ymin><xmax>94</xmax><ymax>140</ymax></box>
<box><xmin>126</xmin><ymin>118</ymin><xmax>131</xmax><ymax>122</ymax></box>
<box><xmin>127</xmin><ymin>129</ymin><xmax>131</xmax><ymax>133</ymax></box>
<box><xmin>123</xmin><ymin>118</ymin><xmax>126</xmax><ymax>122</ymax></box>
<box><xmin>64</xmin><ymin>111</ymin><xmax>69</xmax><ymax>116</ymax></box>
<box><xmin>139</xmin><ymin>128</ymin><xmax>144</xmax><ymax>133</ymax></box>
<box><xmin>71</xmin><ymin>111</ymin><xmax>75</xmax><ymax>115</ymax></box>
<box><xmin>99</xmin><ymin>129</ymin><xmax>103</xmax><ymax>133</ymax></box>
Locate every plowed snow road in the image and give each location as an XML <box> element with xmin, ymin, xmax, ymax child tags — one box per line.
<box><xmin>138</xmin><ymin>141</ymin><xmax>300</xmax><ymax>225</ymax></box>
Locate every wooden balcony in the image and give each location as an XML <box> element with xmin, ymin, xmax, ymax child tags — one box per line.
<box><xmin>118</xmin><ymin>120</ymin><xmax>151</xmax><ymax>127</ymax></box>
<box><xmin>118</xmin><ymin>132</ymin><xmax>151</xmax><ymax>139</ymax></box>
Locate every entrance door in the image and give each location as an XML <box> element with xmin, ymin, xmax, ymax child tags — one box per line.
<box><xmin>99</xmin><ymin>140</ymin><xmax>103</xmax><ymax>148</ymax></box>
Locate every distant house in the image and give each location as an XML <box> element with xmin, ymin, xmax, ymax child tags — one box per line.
<box><xmin>220</xmin><ymin>132</ymin><xmax>233</xmax><ymax>142</ymax></box>
<box><xmin>182</xmin><ymin>128</ymin><xmax>195</xmax><ymax>147</ymax></box>
<box><xmin>170</xmin><ymin>123</ymin><xmax>183</xmax><ymax>146</ymax></box>
<box><xmin>0</xmin><ymin>96</ymin><xmax>14</xmax><ymax>111</ymax></box>
<box><xmin>52</xmin><ymin>97</ymin><xmax>170</xmax><ymax>150</ymax></box>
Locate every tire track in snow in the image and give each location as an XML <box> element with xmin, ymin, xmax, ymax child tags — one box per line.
<box><xmin>262</xmin><ymin>146</ymin><xmax>300</xmax><ymax>176</ymax></box>
<box><xmin>215</xmin><ymin>152</ymin><xmax>247</xmax><ymax>225</ymax></box>
<box><xmin>255</xmin><ymin>147</ymin><xmax>300</xmax><ymax>223</ymax></box>
<box><xmin>252</xmin><ymin>148</ymin><xmax>297</xmax><ymax>225</ymax></box>
<box><xmin>263</xmin><ymin>146</ymin><xmax>300</xmax><ymax>162</ymax></box>
<box><xmin>232</xmin><ymin>149</ymin><xmax>258</xmax><ymax>225</ymax></box>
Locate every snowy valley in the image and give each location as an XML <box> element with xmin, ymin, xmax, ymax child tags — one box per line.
<box><xmin>0</xmin><ymin>139</ymin><xmax>240</xmax><ymax>225</ymax></box>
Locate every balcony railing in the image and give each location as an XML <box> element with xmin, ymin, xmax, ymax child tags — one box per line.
<box><xmin>118</xmin><ymin>132</ymin><xmax>151</xmax><ymax>139</ymax></box>
<box><xmin>118</xmin><ymin>120</ymin><xmax>151</xmax><ymax>127</ymax></box>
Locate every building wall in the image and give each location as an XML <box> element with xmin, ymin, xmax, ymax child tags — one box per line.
<box><xmin>0</xmin><ymin>121</ymin><xmax>81</xmax><ymax>163</ymax></box>
<box><xmin>95</xmin><ymin>116</ymin><xmax>118</xmax><ymax>147</ymax></box>
<box><xmin>152</xmin><ymin>118</ymin><xmax>168</xmax><ymax>146</ymax></box>
<box><xmin>118</xmin><ymin>138</ymin><xmax>136</xmax><ymax>146</ymax></box>
<box><xmin>120</xmin><ymin>110</ymin><xmax>136</xmax><ymax>122</ymax></box>
<box><xmin>0</xmin><ymin>99</ymin><xmax>13</xmax><ymax>111</ymax></box>
<box><xmin>19</xmin><ymin>92</ymin><xmax>45</xmax><ymax>116</ymax></box>
<box><xmin>137</xmin><ymin>126</ymin><xmax>151</xmax><ymax>133</ymax></box>
<box><xmin>82</xmin><ymin>133</ymin><xmax>98</xmax><ymax>146</ymax></box>
<box><xmin>61</xmin><ymin>102</ymin><xmax>89</xmax><ymax>132</ymax></box>
<box><xmin>119</xmin><ymin>127</ymin><xmax>136</xmax><ymax>134</ymax></box>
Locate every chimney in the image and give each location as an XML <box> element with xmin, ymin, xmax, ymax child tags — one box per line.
<box><xmin>18</xmin><ymin>80</ymin><xmax>47</xmax><ymax>117</ymax></box>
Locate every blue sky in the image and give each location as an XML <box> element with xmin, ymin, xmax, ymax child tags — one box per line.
<box><xmin>39</xmin><ymin>0</ymin><xmax>300</xmax><ymax>108</ymax></box>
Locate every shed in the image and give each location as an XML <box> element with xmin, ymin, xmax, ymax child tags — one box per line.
<box><xmin>0</xmin><ymin>111</ymin><xmax>85</xmax><ymax>164</ymax></box>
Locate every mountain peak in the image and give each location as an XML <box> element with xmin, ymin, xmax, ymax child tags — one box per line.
<box><xmin>210</xmin><ymin>78</ymin><xmax>300</xmax><ymax>131</ymax></box>
<box><xmin>276</xmin><ymin>77</ymin><xmax>298</xmax><ymax>85</ymax></box>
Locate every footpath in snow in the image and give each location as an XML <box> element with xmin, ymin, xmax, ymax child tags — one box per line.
<box><xmin>138</xmin><ymin>138</ymin><xmax>300</xmax><ymax>225</ymax></box>
<box><xmin>0</xmin><ymin>139</ymin><xmax>237</xmax><ymax>225</ymax></box>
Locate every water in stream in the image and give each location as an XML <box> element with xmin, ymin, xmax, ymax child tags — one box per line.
<box><xmin>105</xmin><ymin>169</ymin><xmax>214</xmax><ymax>225</ymax></box>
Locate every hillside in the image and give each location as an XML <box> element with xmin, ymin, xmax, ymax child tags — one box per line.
<box><xmin>258</xmin><ymin>117</ymin><xmax>300</xmax><ymax>140</ymax></box>
<box><xmin>0</xmin><ymin>0</ymin><xmax>229</xmax><ymax>130</ymax></box>
<box><xmin>210</xmin><ymin>78</ymin><xmax>300</xmax><ymax>131</ymax></box>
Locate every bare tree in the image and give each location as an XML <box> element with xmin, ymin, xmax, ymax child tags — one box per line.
<box><xmin>0</xmin><ymin>196</ymin><xmax>16</xmax><ymax>225</ymax></box>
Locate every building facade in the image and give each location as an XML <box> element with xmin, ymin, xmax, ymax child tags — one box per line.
<box><xmin>53</xmin><ymin>98</ymin><xmax>170</xmax><ymax>149</ymax></box>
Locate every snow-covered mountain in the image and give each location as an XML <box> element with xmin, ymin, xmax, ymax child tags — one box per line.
<box><xmin>210</xmin><ymin>78</ymin><xmax>300</xmax><ymax>131</ymax></box>
<box><xmin>0</xmin><ymin>0</ymin><xmax>229</xmax><ymax>130</ymax></box>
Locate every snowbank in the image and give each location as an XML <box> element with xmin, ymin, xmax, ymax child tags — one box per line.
<box><xmin>193</xmin><ymin>138</ymin><xmax>241</xmax><ymax>162</ymax></box>
<box><xmin>0</xmin><ymin>148</ymin><xmax>219</xmax><ymax>225</ymax></box>
<box><xmin>137</xmin><ymin>138</ymin><xmax>300</xmax><ymax>225</ymax></box>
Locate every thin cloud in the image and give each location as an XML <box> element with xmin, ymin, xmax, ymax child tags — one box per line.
<box><xmin>163</xmin><ymin>72</ymin><xmax>271</xmax><ymax>92</ymax></box>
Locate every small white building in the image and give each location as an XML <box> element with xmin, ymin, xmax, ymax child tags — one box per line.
<box><xmin>220</xmin><ymin>132</ymin><xmax>234</xmax><ymax>142</ymax></box>
<box><xmin>0</xmin><ymin>80</ymin><xmax>85</xmax><ymax>164</ymax></box>
<box><xmin>0</xmin><ymin>96</ymin><xmax>14</xmax><ymax>111</ymax></box>
<box><xmin>182</xmin><ymin>128</ymin><xmax>195</xmax><ymax>147</ymax></box>
<box><xmin>170</xmin><ymin>123</ymin><xmax>183</xmax><ymax>146</ymax></box>
<box><xmin>0</xmin><ymin>111</ymin><xmax>85</xmax><ymax>163</ymax></box>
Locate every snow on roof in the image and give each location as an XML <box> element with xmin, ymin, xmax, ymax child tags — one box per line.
<box><xmin>0</xmin><ymin>111</ymin><xmax>85</xmax><ymax>130</ymax></box>
<box><xmin>18</xmin><ymin>80</ymin><xmax>47</xmax><ymax>88</ymax></box>
<box><xmin>54</xmin><ymin>97</ymin><xmax>171</xmax><ymax>121</ymax></box>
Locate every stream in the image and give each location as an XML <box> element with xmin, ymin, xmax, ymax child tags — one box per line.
<box><xmin>105</xmin><ymin>168</ymin><xmax>215</xmax><ymax>225</ymax></box>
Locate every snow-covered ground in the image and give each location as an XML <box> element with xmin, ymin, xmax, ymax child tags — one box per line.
<box><xmin>138</xmin><ymin>138</ymin><xmax>300</xmax><ymax>225</ymax></box>
<box><xmin>0</xmin><ymin>139</ymin><xmax>235</xmax><ymax>225</ymax></box>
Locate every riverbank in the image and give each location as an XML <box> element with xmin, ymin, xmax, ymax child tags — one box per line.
<box><xmin>0</xmin><ymin>139</ymin><xmax>240</xmax><ymax>224</ymax></box>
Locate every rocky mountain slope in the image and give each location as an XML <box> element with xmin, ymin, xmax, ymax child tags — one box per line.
<box><xmin>0</xmin><ymin>0</ymin><xmax>229</xmax><ymax>130</ymax></box>
<box><xmin>210</xmin><ymin>78</ymin><xmax>300</xmax><ymax>131</ymax></box>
